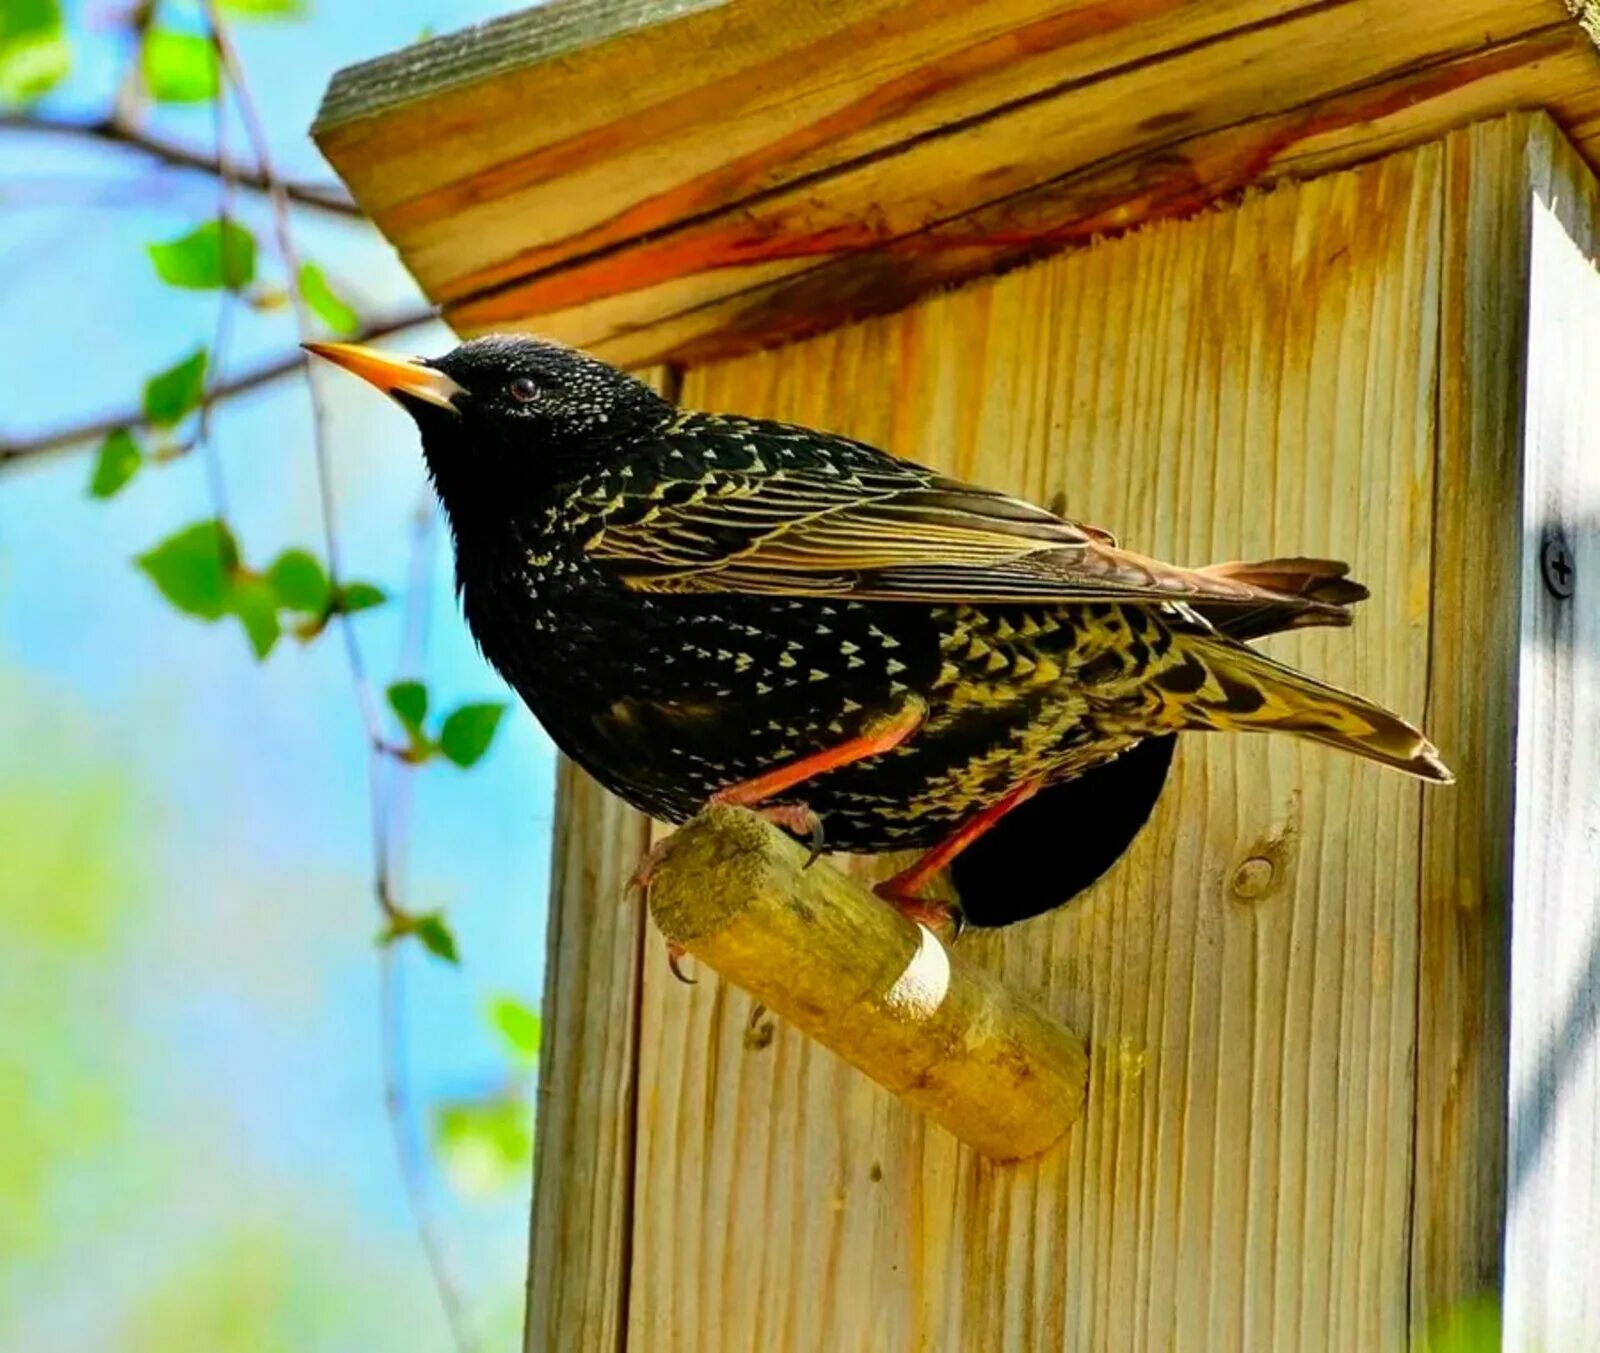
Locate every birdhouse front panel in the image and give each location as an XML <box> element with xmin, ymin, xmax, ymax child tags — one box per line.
<box><xmin>603</xmin><ymin>133</ymin><xmax>1452</xmax><ymax>1353</ymax></box>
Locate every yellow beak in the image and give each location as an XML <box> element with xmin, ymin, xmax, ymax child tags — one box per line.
<box><xmin>302</xmin><ymin>341</ymin><xmax>464</xmax><ymax>412</ymax></box>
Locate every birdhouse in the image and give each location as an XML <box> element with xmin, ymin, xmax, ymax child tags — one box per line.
<box><xmin>314</xmin><ymin>3</ymin><xmax>1600</xmax><ymax>1348</ymax></box>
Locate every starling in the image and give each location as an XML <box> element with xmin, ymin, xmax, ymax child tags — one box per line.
<box><xmin>307</xmin><ymin>335</ymin><xmax>1452</xmax><ymax>933</ymax></box>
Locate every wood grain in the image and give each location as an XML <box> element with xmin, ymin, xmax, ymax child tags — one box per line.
<box><xmin>524</xmin><ymin>760</ymin><xmax>652</xmax><ymax>1353</ymax></box>
<box><xmin>314</xmin><ymin>0</ymin><xmax>1600</xmax><ymax>367</ymax></box>
<box><xmin>317</xmin><ymin>0</ymin><xmax>1321</xmax><ymax>276</ymax></box>
<box><xmin>1502</xmin><ymin>126</ymin><xmax>1600</xmax><ymax>1353</ymax></box>
<box><xmin>525</xmin><ymin>32</ymin><xmax>1600</xmax><ymax>370</ymax></box>
<box><xmin>618</xmin><ymin>139</ymin><xmax>1443</xmax><ymax>1352</ymax></box>
<box><xmin>648</xmin><ymin>805</ymin><xmax>1088</xmax><ymax>1160</ymax></box>
<box><xmin>1406</xmin><ymin>117</ymin><xmax>1528</xmax><ymax>1349</ymax></box>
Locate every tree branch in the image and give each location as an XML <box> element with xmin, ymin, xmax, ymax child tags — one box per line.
<box><xmin>204</xmin><ymin>7</ymin><xmax>477</xmax><ymax>1346</ymax></box>
<box><xmin>0</xmin><ymin>306</ymin><xmax>437</xmax><ymax>470</ymax></box>
<box><xmin>0</xmin><ymin>111</ymin><xmax>363</xmax><ymax>217</ymax></box>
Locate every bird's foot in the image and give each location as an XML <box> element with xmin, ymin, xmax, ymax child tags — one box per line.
<box><xmin>624</xmin><ymin>844</ymin><xmax>698</xmax><ymax>982</ymax></box>
<box><xmin>755</xmin><ymin>801</ymin><xmax>826</xmax><ymax>866</ymax></box>
<box><xmin>665</xmin><ymin>939</ymin><xmax>696</xmax><ymax>985</ymax></box>
<box><xmin>626</xmin><ymin>836</ymin><xmax>673</xmax><ymax>901</ymax></box>
<box><xmin>630</xmin><ymin>799</ymin><xmax>821</xmax><ymax>988</ymax></box>
<box><xmin>707</xmin><ymin>792</ymin><xmax>826</xmax><ymax>866</ymax></box>
<box><xmin>872</xmin><ymin>880</ymin><xmax>967</xmax><ymax>943</ymax></box>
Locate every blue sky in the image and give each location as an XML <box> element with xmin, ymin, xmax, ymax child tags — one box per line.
<box><xmin>1</xmin><ymin>2</ymin><xmax>555</xmax><ymax>1346</ymax></box>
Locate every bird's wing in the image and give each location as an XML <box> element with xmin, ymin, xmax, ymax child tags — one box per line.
<box><xmin>585</xmin><ymin>442</ymin><xmax>1335</xmax><ymax>614</ymax></box>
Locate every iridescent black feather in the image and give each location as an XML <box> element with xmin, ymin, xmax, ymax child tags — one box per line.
<box><xmin>338</xmin><ymin>335</ymin><xmax>1449</xmax><ymax>917</ymax></box>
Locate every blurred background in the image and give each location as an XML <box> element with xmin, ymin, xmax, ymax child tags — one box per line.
<box><xmin>0</xmin><ymin>2</ymin><xmax>557</xmax><ymax>1348</ymax></box>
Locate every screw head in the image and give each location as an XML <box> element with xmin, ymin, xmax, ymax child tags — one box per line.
<box><xmin>1541</xmin><ymin>531</ymin><xmax>1575</xmax><ymax>599</ymax></box>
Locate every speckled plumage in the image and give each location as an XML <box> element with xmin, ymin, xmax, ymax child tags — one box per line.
<box><xmin>318</xmin><ymin>334</ymin><xmax>1452</xmax><ymax>861</ymax></box>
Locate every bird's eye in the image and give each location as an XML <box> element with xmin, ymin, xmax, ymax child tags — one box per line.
<box><xmin>507</xmin><ymin>377</ymin><xmax>539</xmax><ymax>404</ymax></box>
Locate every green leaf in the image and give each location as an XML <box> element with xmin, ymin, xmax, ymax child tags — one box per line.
<box><xmin>228</xmin><ymin>574</ymin><xmax>280</xmax><ymax>660</ymax></box>
<box><xmin>142</xmin><ymin>28</ymin><xmax>219</xmax><ymax>103</ymax></box>
<box><xmin>0</xmin><ymin>29</ymin><xmax>69</xmax><ymax>103</ymax></box>
<box><xmin>219</xmin><ymin>0</ymin><xmax>307</xmax><ymax>17</ymax></box>
<box><xmin>143</xmin><ymin>349</ymin><xmax>208</xmax><ymax>428</ymax></box>
<box><xmin>134</xmin><ymin>519</ymin><xmax>237</xmax><ymax>620</ymax></box>
<box><xmin>148</xmin><ymin>219</ymin><xmax>257</xmax><ymax>291</ymax></box>
<box><xmin>266</xmin><ymin>549</ymin><xmax>330</xmax><ymax>613</ymax></box>
<box><xmin>0</xmin><ymin>0</ymin><xmax>67</xmax><ymax>104</ymax></box>
<box><xmin>438</xmin><ymin>703</ymin><xmax>506</xmax><ymax>769</ymax></box>
<box><xmin>489</xmin><ymin>996</ymin><xmax>541</xmax><ymax>1063</ymax></box>
<box><xmin>0</xmin><ymin>0</ymin><xmax>59</xmax><ymax>44</ymax></box>
<box><xmin>297</xmin><ymin>262</ymin><xmax>360</xmax><ymax>336</ymax></box>
<box><xmin>386</xmin><ymin>680</ymin><xmax>428</xmax><ymax>736</ymax></box>
<box><xmin>331</xmin><ymin>580</ymin><xmax>386</xmax><ymax>614</ymax></box>
<box><xmin>414</xmin><ymin>913</ymin><xmax>459</xmax><ymax>963</ymax></box>
<box><xmin>433</xmin><ymin>1097</ymin><xmax>531</xmax><ymax>1198</ymax></box>
<box><xmin>378</xmin><ymin>908</ymin><xmax>458</xmax><ymax>964</ymax></box>
<box><xmin>88</xmin><ymin>429</ymin><xmax>142</xmax><ymax>499</ymax></box>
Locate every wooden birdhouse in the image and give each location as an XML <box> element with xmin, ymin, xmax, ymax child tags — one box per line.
<box><xmin>314</xmin><ymin>3</ymin><xmax>1600</xmax><ymax>1348</ymax></box>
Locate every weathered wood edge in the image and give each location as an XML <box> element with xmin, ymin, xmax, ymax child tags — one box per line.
<box><xmin>646</xmin><ymin>805</ymin><xmax>1089</xmax><ymax>1162</ymax></box>
<box><xmin>1501</xmin><ymin>124</ymin><xmax>1600</xmax><ymax>1352</ymax></box>
<box><xmin>315</xmin><ymin>1</ymin><xmax>1600</xmax><ymax>370</ymax></box>
<box><xmin>316</xmin><ymin>0</ymin><xmax>722</xmax><ymax>132</ymax></box>
<box><xmin>1410</xmin><ymin>111</ymin><xmax>1551</xmax><ymax>1345</ymax></box>
<box><xmin>440</xmin><ymin>24</ymin><xmax>1600</xmax><ymax>368</ymax></box>
<box><xmin>1567</xmin><ymin>0</ymin><xmax>1600</xmax><ymax>45</ymax></box>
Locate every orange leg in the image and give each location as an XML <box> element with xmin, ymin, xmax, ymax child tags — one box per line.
<box><xmin>874</xmin><ymin>779</ymin><xmax>1044</xmax><ymax>932</ymax></box>
<box><xmin>710</xmin><ymin>697</ymin><xmax>926</xmax><ymax>810</ymax></box>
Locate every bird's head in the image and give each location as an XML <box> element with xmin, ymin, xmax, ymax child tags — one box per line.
<box><xmin>305</xmin><ymin>333</ymin><xmax>673</xmax><ymax>514</ymax></box>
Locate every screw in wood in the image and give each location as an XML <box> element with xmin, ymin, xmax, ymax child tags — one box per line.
<box><xmin>1541</xmin><ymin>531</ymin><xmax>1575</xmax><ymax>599</ymax></box>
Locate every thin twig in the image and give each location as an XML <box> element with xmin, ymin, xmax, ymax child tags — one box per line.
<box><xmin>0</xmin><ymin>305</ymin><xmax>436</xmax><ymax>470</ymax></box>
<box><xmin>380</xmin><ymin>949</ymin><xmax>481</xmax><ymax>1352</ymax></box>
<box><xmin>0</xmin><ymin>112</ymin><xmax>362</xmax><ymax>216</ymax></box>
<box><xmin>204</xmin><ymin>3</ymin><xmax>383</xmax><ymax>743</ymax></box>
<box><xmin>110</xmin><ymin>0</ymin><xmax>156</xmax><ymax>128</ymax></box>
<box><xmin>391</xmin><ymin>496</ymin><xmax>440</xmax><ymax>834</ymax></box>
<box><xmin>194</xmin><ymin>62</ymin><xmax>236</xmax><ymax>522</ymax></box>
<box><xmin>203</xmin><ymin>9</ymin><xmax>476</xmax><ymax>1350</ymax></box>
<box><xmin>377</xmin><ymin>501</ymin><xmax>469</xmax><ymax>1352</ymax></box>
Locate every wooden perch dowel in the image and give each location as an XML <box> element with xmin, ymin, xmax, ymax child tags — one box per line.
<box><xmin>646</xmin><ymin>805</ymin><xmax>1088</xmax><ymax>1160</ymax></box>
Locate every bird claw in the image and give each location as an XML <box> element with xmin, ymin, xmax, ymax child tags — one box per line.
<box><xmin>666</xmin><ymin>939</ymin><xmax>697</xmax><ymax>985</ymax></box>
<box><xmin>626</xmin><ymin>842</ymin><xmax>697</xmax><ymax>981</ymax></box>
<box><xmin>751</xmin><ymin>802</ymin><xmax>825</xmax><ymax>867</ymax></box>
<box><xmin>627</xmin><ymin>837</ymin><xmax>674</xmax><ymax>902</ymax></box>
<box><xmin>873</xmin><ymin>882</ymin><xmax>967</xmax><ymax>943</ymax></box>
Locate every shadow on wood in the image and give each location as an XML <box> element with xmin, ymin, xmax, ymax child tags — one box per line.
<box><xmin>647</xmin><ymin>804</ymin><xmax>1088</xmax><ymax>1160</ymax></box>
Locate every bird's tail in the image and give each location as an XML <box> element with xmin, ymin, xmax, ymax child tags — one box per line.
<box><xmin>1192</xmin><ymin>556</ymin><xmax>1370</xmax><ymax>640</ymax></box>
<box><xmin>1169</xmin><ymin>635</ymin><xmax>1453</xmax><ymax>783</ymax></box>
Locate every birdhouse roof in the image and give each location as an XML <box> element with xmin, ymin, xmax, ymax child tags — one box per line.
<box><xmin>314</xmin><ymin>0</ymin><xmax>1600</xmax><ymax>366</ymax></box>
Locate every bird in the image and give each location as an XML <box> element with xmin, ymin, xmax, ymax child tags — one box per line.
<box><xmin>306</xmin><ymin>333</ymin><xmax>1452</xmax><ymax>940</ymax></box>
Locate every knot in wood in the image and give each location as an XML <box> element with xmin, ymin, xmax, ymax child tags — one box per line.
<box><xmin>1231</xmin><ymin>855</ymin><xmax>1277</xmax><ymax>902</ymax></box>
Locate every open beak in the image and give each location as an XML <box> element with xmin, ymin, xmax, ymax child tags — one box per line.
<box><xmin>303</xmin><ymin>341</ymin><xmax>464</xmax><ymax>413</ymax></box>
